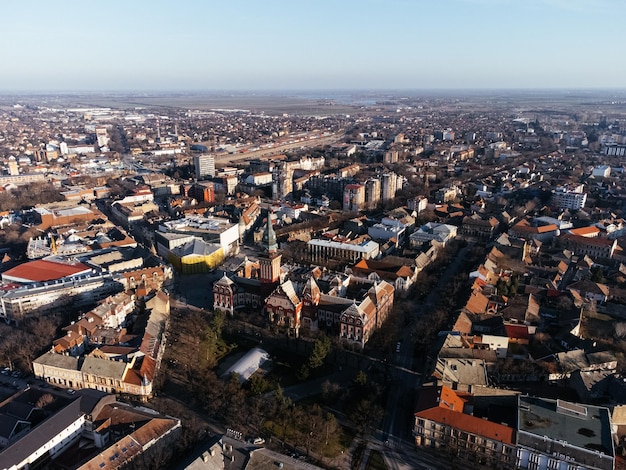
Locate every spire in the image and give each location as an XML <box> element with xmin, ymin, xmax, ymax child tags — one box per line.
<box><xmin>263</xmin><ymin>211</ymin><xmax>278</xmax><ymax>253</ymax></box>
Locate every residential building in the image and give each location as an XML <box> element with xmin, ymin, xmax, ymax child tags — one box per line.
<box><xmin>188</xmin><ymin>182</ymin><xmax>215</xmax><ymax>203</ymax></box>
<box><xmin>413</xmin><ymin>386</ymin><xmax>517</xmax><ymax>468</ymax></box>
<box><xmin>381</xmin><ymin>173</ymin><xmax>398</xmax><ymax>201</ymax></box>
<box><xmin>194</xmin><ymin>154</ymin><xmax>215</xmax><ymax>179</ymax></box>
<box><xmin>0</xmin><ymin>389</ymin><xmax>180</xmax><ymax>470</ymax></box>
<box><xmin>407</xmin><ymin>196</ymin><xmax>428</xmax><ymax>213</ymax></box>
<box><xmin>32</xmin><ymin>292</ymin><xmax>170</xmax><ymax>399</ymax></box>
<box><xmin>516</xmin><ymin>396</ymin><xmax>614</xmax><ymax>470</ymax></box>
<box><xmin>551</xmin><ymin>185</ymin><xmax>587</xmax><ymax>210</ymax></box>
<box><xmin>460</xmin><ymin>215</ymin><xmax>499</xmax><ymax>242</ymax></box>
<box><xmin>435</xmin><ymin>186</ymin><xmax>461</xmax><ymax>204</ymax></box>
<box><xmin>365</xmin><ymin>178</ymin><xmax>381</xmax><ymax>210</ymax></box>
<box><xmin>560</xmin><ymin>233</ymin><xmax>617</xmax><ymax>260</ymax></box>
<box><xmin>343</xmin><ymin>184</ymin><xmax>365</xmax><ymax>212</ymax></box>
<box><xmin>351</xmin><ymin>259</ymin><xmax>418</xmax><ymax>294</ymax></box>
<box><xmin>509</xmin><ymin>219</ymin><xmax>559</xmax><ymax>242</ymax></box>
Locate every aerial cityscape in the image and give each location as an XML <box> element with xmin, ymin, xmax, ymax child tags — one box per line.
<box><xmin>2</xmin><ymin>1</ymin><xmax>626</xmax><ymax>470</ymax></box>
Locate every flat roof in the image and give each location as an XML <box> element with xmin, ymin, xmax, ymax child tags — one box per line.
<box><xmin>518</xmin><ymin>396</ymin><xmax>613</xmax><ymax>460</ymax></box>
<box><xmin>308</xmin><ymin>238</ymin><xmax>379</xmax><ymax>253</ymax></box>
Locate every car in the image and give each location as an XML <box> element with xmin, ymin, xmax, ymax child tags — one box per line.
<box><xmin>396</xmin><ymin>342</ymin><xmax>402</xmax><ymax>353</ymax></box>
<box><xmin>67</xmin><ymin>389</ymin><xmax>76</xmax><ymax>395</ymax></box>
<box><xmin>0</xmin><ymin>368</ymin><xmax>9</xmax><ymax>375</ymax></box>
<box><xmin>252</xmin><ymin>437</ymin><xmax>265</xmax><ymax>445</ymax></box>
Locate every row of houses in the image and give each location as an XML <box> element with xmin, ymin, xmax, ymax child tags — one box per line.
<box><xmin>32</xmin><ymin>291</ymin><xmax>170</xmax><ymax>399</ymax></box>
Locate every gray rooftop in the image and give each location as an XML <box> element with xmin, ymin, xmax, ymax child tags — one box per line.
<box><xmin>0</xmin><ymin>399</ymin><xmax>84</xmax><ymax>467</ymax></box>
<box><xmin>33</xmin><ymin>352</ymin><xmax>79</xmax><ymax>370</ymax></box>
<box><xmin>80</xmin><ymin>356</ymin><xmax>128</xmax><ymax>379</ymax></box>
<box><xmin>518</xmin><ymin>396</ymin><xmax>614</xmax><ymax>469</ymax></box>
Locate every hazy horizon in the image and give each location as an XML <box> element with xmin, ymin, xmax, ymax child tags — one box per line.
<box><xmin>2</xmin><ymin>0</ymin><xmax>625</xmax><ymax>92</ymax></box>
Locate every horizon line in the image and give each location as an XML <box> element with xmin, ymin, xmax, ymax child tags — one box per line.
<box><xmin>1</xmin><ymin>87</ymin><xmax>626</xmax><ymax>96</ymax></box>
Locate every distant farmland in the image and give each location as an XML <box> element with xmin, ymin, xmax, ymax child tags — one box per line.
<box><xmin>70</xmin><ymin>93</ymin><xmax>362</xmax><ymax>116</ymax></box>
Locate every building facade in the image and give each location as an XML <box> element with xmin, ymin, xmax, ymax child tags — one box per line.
<box><xmin>194</xmin><ymin>154</ymin><xmax>215</xmax><ymax>179</ymax></box>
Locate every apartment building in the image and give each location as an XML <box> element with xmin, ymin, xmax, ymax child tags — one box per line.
<box><xmin>516</xmin><ymin>396</ymin><xmax>614</xmax><ymax>470</ymax></box>
<box><xmin>343</xmin><ymin>184</ymin><xmax>365</xmax><ymax>212</ymax></box>
<box><xmin>413</xmin><ymin>386</ymin><xmax>517</xmax><ymax>468</ymax></box>
<box><xmin>193</xmin><ymin>154</ymin><xmax>215</xmax><ymax>179</ymax></box>
<box><xmin>551</xmin><ymin>185</ymin><xmax>587</xmax><ymax>210</ymax></box>
<box><xmin>0</xmin><ymin>389</ymin><xmax>180</xmax><ymax>470</ymax></box>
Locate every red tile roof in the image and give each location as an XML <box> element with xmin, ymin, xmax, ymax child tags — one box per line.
<box><xmin>569</xmin><ymin>226</ymin><xmax>600</xmax><ymax>237</ymax></box>
<box><xmin>415</xmin><ymin>407</ymin><xmax>514</xmax><ymax>444</ymax></box>
<box><xmin>3</xmin><ymin>259</ymin><xmax>91</xmax><ymax>282</ymax></box>
<box><xmin>504</xmin><ymin>324</ymin><xmax>530</xmax><ymax>341</ymax></box>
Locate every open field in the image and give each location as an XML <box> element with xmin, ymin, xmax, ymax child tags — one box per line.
<box><xmin>2</xmin><ymin>89</ymin><xmax>626</xmax><ymax>116</ymax></box>
<box><xmin>60</xmin><ymin>93</ymin><xmax>362</xmax><ymax>116</ymax></box>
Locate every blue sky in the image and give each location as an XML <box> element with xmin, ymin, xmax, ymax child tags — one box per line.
<box><xmin>0</xmin><ymin>0</ymin><xmax>624</xmax><ymax>91</ymax></box>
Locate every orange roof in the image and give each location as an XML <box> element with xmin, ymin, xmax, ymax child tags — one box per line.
<box><xmin>536</xmin><ymin>224</ymin><xmax>558</xmax><ymax>233</ymax></box>
<box><xmin>3</xmin><ymin>259</ymin><xmax>90</xmax><ymax>282</ymax></box>
<box><xmin>569</xmin><ymin>226</ymin><xmax>600</xmax><ymax>237</ymax></box>
<box><xmin>465</xmin><ymin>291</ymin><xmax>489</xmax><ymax>315</ymax></box>
<box><xmin>415</xmin><ymin>407</ymin><xmax>514</xmax><ymax>444</ymax></box>
<box><xmin>438</xmin><ymin>386</ymin><xmax>468</xmax><ymax>412</ymax></box>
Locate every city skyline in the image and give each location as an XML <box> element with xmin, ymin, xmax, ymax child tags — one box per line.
<box><xmin>1</xmin><ymin>0</ymin><xmax>625</xmax><ymax>92</ymax></box>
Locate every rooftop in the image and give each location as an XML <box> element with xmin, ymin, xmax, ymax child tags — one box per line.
<box><xmin>518</xmin><ymin>396</ymin><xmax>613</xmax><ymax>461</ymax></box>
<box><xmin>2</xmin><ymin>259</ymin><xmax>91</xmax><ymax>283</ymax></box>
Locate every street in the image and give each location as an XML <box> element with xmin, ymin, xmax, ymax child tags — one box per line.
<box><xmin>378</xmin><ymin>243</ymin><xmax>473</xmax><ymax>469</ymax></box>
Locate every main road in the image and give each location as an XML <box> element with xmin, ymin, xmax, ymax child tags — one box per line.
<box><xmin>379</xmin><ymin>243</ymin><xmax>473</xmax><ymax>469</ymax></box>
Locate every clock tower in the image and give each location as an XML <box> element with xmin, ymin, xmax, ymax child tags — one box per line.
<box><xmin>259</xmin><ymin>212</ymin><xmax>281</xmax><ymax>284</ymax></box>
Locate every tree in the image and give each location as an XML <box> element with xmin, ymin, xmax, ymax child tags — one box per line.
<box><xmin>348</xmin><ymin>398</ymin><xmax>383</xmax><ymax>434</ymax></box>
<box><xmin>211</xmin><ymin>309</ymin><xmax>226</xmax><ymax>338</ymax></box>
<box><xmin>354</xmin><ymin>370</ymin><xmax>367</xmax><ymax>387</ymax></box>
<box><xmin>321</xmin><ymin>380</ymin><xmax>341</xmax><ymax>405</ymax></box>
<box><xmin>308</xmin><ymin>335</ymin><xmax>331</xmax><ymax>369</ymax></box>
<box><xmin>274</xmin><ymin>386</ymin><xmax>293</xmax><ymax>441</ymax></box>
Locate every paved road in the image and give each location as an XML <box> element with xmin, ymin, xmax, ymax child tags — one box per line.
<box><xmin>379</xmin><ymin>243</ymin><xmax>473</xmax><ymax>469</ymax></box>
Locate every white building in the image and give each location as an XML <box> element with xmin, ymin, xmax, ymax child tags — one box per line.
<box><xmin>381</xmin><ymin>173</ymin><xmax>398</xmax><ymax>201</ymax></box>
<box><xmin>159</xmin><ymin>215</ymin><xmax>239</xmax><ymax>257</ymax></box>
<box><xmin>0</xmin><ymin>273</ymin><xmax>124</xmax><ymax>322</ymax></box>
<box><xmin>308</xmin><ymin>239</ymin><xmax>379</xmax><ymax>263</ymax></box>
<box><xmin>407</xmin><ymin>196</ymin><xmax>428</xmax><ymax>213</ymax></box>
<box><xmin>592</xmin><ymin>165</ymin><xmax>611</xmax><ymax>178</ymax></box>
<box><xmin>194</xmin><ymin>154</ymin><xmax>215</xmax><ymax>179</ymax></box>
<box><xmin>551</xmin><ymin>185</ymin><xmax>587</xmax><ymax>210</ymax></box>
<box><xmin>410</xmin><ymin>223</ymin><xmax>457</xmax><ymax>247</ymax></box>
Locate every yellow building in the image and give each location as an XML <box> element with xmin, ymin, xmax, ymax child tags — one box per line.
<box><xmin>168</xmin><ymin>238</ymin><xmax>224</xmax><ymax>274</ymax></box>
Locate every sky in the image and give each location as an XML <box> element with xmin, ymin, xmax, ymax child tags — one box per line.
<box><xmin>0</xmin><ymin>0</ymin><xmax>624</xmax><ymax>92</ymax></box>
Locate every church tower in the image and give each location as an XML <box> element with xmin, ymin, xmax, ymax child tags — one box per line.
<box><xmin>259</xmin><ymin>212</ymin><xmax>281</xmax><ymax>284</ymax></box>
